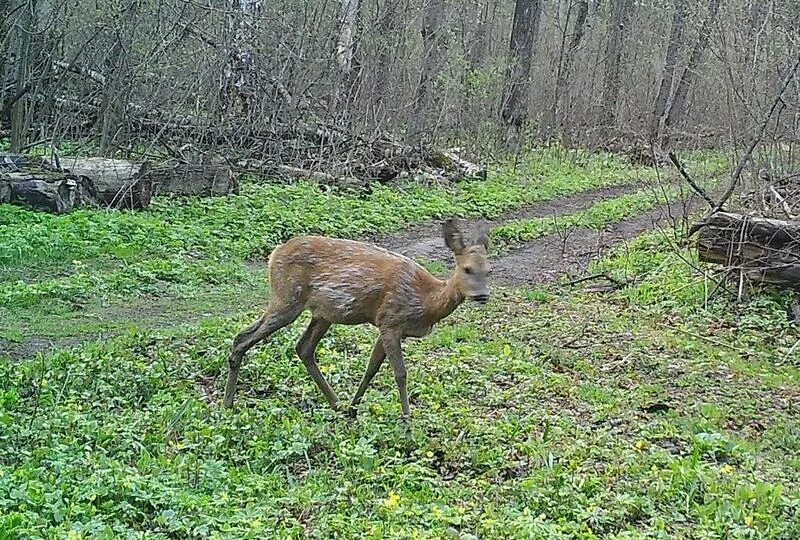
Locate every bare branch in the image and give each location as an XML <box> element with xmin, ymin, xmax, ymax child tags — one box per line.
<box><xmin>667</xmin><ymin>151</ymin><xmax>716</xmax><ymax>209</ymax></box>
<box><xmin>713</xmin><ymin>53</ymin><xmax>800</xmax><ymax>214</ymax></box>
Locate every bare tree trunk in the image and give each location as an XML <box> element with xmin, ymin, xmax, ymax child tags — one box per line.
<box><xmin>219</xmin><ymin>0</ymin><xmax>263</xmax><ymax>119</ymax></box>
<box><xmin>663</xmin><ymin>0</ymin><xmax>721</xmax><ymax>139</ymax></box>
<box><xmin>370</xmin><ymin>0</ymin><xmax>403</xmax><ymax>130</ymax></box>
<box><xmin>98</xmin><ymin>0</ymin><xmax>142</xmax><ymax>155</ymax></box>
<box><xmin>406</xmin><ymin>0</ymin><xmax>448</xmax><ymax>144</ymax></box>
<box><xmin>501</xmin><ymin>0</ymin><xmax>542</xmax><ymax>130</ymax></box>
<box><xmin>598</xmin><ymin>0</ymin><xmax>633</xmax><ymax>134</ymax></box>
<box><xmin>332</xmin><ymin>0</ymin><xmax>360</xmax><ymax>116</ymax></box>
<box><xmin>8</xmin><ymin>0</ymin><xmax>35</xmax><ymax>152</ymax></box>
<box><xmin>649</xmin><ymin>0</ymin><xmax>686</xmax><ymax>145</ymax></box>
<box><xmin>468</xmin><ymin>0</ymin><xmax>491</xmax><ymax>69</ymax></box>
<box><xmin>552</xmin><ymin>0</ymin><xmax>589</xmax><ymax>140</ymax></box>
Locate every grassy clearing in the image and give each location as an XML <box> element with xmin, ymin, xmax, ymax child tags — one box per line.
<box><xmin>0</xmin><ymin>149</ymin><xmax>722</xmax><ymax>314</ymax></box>
<box><xmin>0</xmin><ymin>174</ymin><xmax>708</xmax><ymax>344</ymax></box>
<box><xmin>1</xmin><ymin>221</ymin><xmax>798</xmax><ymax>539</ymax></box>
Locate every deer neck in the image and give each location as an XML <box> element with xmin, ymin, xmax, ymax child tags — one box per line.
<box><xmin>424</xmin><ymin>274</ymin><xmax>464</xmax><ymax>324</ymax></box>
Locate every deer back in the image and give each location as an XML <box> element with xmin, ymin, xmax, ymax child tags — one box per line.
<box><xmin>268</xmin><ymin>236</ymin><xmax>443</xmax><ymax>329</ymax></box>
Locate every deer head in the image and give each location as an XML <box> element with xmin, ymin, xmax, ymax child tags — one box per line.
<box><xmin>443</xmin><ymin>219</ymin><xmax>492</xmax><ymax>303</ymax></box>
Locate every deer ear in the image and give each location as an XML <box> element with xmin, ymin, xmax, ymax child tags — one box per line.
<box><xmin>474</xmin><ymin>222</ymin><xmax>491</xmax><ymax>251</ymax></box>
<box><xmin>443</xmin><ymin>219</ymin><xmax>466</xmax><ymax>254</ymax></box>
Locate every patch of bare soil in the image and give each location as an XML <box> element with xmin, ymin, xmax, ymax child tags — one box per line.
<box><xmin>0</xmin><ymin>336</ymin><xmax>83</xmax><ymax>361</ymax></box>
<box><xmin>371</xmin><ymin>182</ymin><xmax>648</xmax><ymax>262</ymax></box>
<box><xmin>374</xmin><ymin>187</ymin><xmax>700</xmax><ymax>287</ymax></box>
<box><xmin>491</xmin><ymin>200</ymin><xmax>696</xmax><ymax>286</ymax></box>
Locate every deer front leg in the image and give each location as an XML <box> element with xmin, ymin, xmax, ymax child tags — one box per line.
<box><xmin>346</xmin><ymin>339</ymin><xmax>386</xmax><ymax>418</ymax></box>
<box><xmin>295</xmin><ymin>318</ymin><xmax>338</xmax><ymax>410</ymax></box>
<box><xmin>381</xmin><ymin>332</ymin><xmax>411</xmax><ymax>422</ymax></box>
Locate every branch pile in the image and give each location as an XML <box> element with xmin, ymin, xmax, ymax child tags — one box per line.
<box><xmin>742</xmin><ymin>171</ymin><xmax>800</xmax><ymax>220</ymax></box>
<box><xmin>53</xmin><ymin>94</ymin><xmax>486</xmax><ymax>186</ymax></box>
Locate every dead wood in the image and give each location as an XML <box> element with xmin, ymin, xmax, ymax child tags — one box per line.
<box><xmin>697</xmin><ymin>211</ymin><xmax>800</xmax><ymax>289</ymax></box>
<box><xmin>55</xmin><ymin>156</ymin><xmax>153</xmax><ymax>210</ymax></box>
<box><xmin>52</xmin><ymin>95</ymin><xmax>486</xmax><ymax>186</ymax></box>
<box><xmin>1</xmin><ymin>163</ymin><xmax>95</xmax><ymax>214</ymax></box>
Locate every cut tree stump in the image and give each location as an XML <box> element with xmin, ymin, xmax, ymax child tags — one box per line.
<box><xmin>697</xmin><ymin>211</ymin><xmax>800</xmax><ymax>288</ymax></box>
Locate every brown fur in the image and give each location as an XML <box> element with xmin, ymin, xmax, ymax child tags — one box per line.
<box><xmin>222</xmin><ymin>219</ymin><xmax>492</xmax><ymax>422</ymax></box>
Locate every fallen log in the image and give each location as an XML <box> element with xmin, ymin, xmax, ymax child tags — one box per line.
<box><xmin>57</xmin><ymin>156</ymin><xmax>154</xmax><ymax>210</ymax></box>
<box><xmin>148</xmin><ymin>156</ymin><xmax>239</xmax><ymax>197</ymax></box>
<box><xmin>0</xmin><ymin>169</ymin><xmax>95</xmax><ymax>214</ymax></box>
<box><xmin>697</xmin><ymin>211</ymin><xmax>800</xmax><ymax>288</ymax></box>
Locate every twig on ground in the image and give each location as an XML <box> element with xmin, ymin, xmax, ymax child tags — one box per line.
<box><xmin>658</xmin><ymin>323</ymin><xmax>745</xmax><ymax>353</ymax></box>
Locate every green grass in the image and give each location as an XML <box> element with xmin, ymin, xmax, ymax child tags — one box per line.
<box><xmin>1</xmin><ymin>225</ymin><xmax>798</xmax><ymax>538</ymax></box>
<box><xmin>5</xmin><ymin>147</ymin><xmax>794</xmax><ymax>538</ymax></box>
<box><xmin>0</xmin><ymin>148</ymin><xmax>725</xmax><ymax>313</ymax></box>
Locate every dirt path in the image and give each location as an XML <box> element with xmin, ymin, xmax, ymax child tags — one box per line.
<box><xmin>369</xmin><ymin>182</ymin><xmax>647</xmax><ymax>262</ymax></box>
<box><xmin>489</xmin><ymin>199</ymin><xmax>696</xmax><ymax>286</ymax></box>
<box><xmin>370</xmin><ymin>182</ymin><xmax>699</xmax><ymax>286</ymax></box>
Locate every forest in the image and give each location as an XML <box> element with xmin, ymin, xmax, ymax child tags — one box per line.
<box><xmin>1</xmin><ymin>0</ymin><xmax>800</xmax><ymax>538</ymax></box>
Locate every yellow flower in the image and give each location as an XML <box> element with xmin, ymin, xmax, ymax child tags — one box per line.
<box><xmin>721</xmin><ymin>464</ymin><xmax>734</xmax><ymax>474</ymax></box>
<box><xmin>744</xmin><ymin>515</ymin><xmax>754</xmax><ymax>527</ymax></box>
<box><xmin>635</xmin><ymin>440</ymin><xmax>646</xmax><ymax>450</ymax></box>
<box><xmin>67</xmin><ymin>531</ymin><xmax>82</xmax><ymax>540</ymax></box>
<box><xmin>426</xmin><ymin>451</ymin><xmax>434</xmax><ymax>458</ymax></box>
<box><xmin>383</xmin><ymin>491</ymin><xmax>400</xmax><ymax>508</ymax></box>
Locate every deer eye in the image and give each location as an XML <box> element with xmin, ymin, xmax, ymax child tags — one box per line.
<box><xmin>463</xmin><ymin>266</ymin><xmax>473</xmax><ymax>275</ymax></box>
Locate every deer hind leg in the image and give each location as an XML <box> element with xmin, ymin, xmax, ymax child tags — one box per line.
<box><xmin>295</xmin><ymin>317</ymin><xmax>339</xmax><ymax>410</ymax></box>
<box><xmin>346</xmin><ymin>339</ymin><xmax>386</xmax><ymax>417</ymax></box>
<box><xmin>223</xmin><ymin>301</ymin><xmax>302</xmax><ymax>408</ymax></box>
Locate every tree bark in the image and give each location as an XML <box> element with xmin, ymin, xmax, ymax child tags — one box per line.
<box><xmin>598</xmin><ymin>0</ymin><xmax>634</xmax><ymax>133</ymax></box>
<box><xmin>552</xmin><ymin>0</ymin><xmax>589</xmax><ymax>139</ymax></box>
<box><xmin>406</xmin><ymin>0</ymin><xmax>448</xmax><ymax>144</ymax></box>
<box><xmin>663</xmin><ymin>0</ymin><xmax>721</xmax><ymax>138</ymax></box>
<box><xmin>649</xmin><ymin>0</ymin><xmax>686</xmax><ymax>145</ymax></box>
<box><xmin>332</xmin><ymin>0</ymin><xmax>360</xmax><ymax>116</ymax></box>
<box><xmin>9</xmin><ymin>0</ymin><xmax>36</xmax><ymax>152</ymax></box>
<box><xmin>501</xmin><ymin>0</ymin><xmax>542</xmax><ymax>129</ymax></box>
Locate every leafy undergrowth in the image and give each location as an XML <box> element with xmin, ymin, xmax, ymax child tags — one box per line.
<box><xmin>0</xmin><ymin>149</ymin><xmax>724</xmax><ymax>313</ymax></box>
<box><xmin>2</xmin><ymin>226</ymin><xmax>798</xmax><ymax>539</ymax></box>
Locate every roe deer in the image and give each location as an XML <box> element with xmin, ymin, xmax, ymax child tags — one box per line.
<box><xmin>222</xmin><ymin>219</ymin><xmax>492</xmax><ymax>421</ymax></box>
